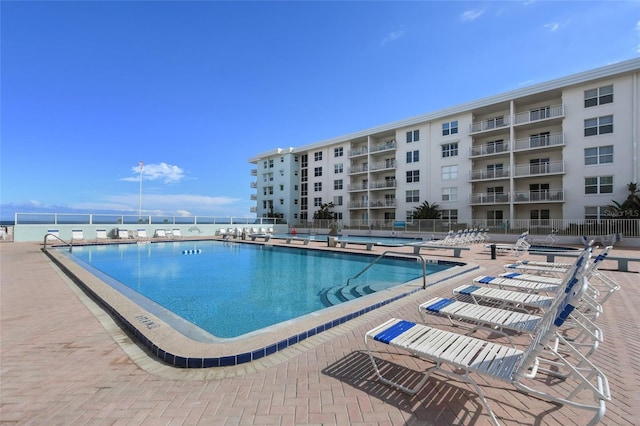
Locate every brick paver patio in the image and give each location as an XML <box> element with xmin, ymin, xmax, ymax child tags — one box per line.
<box><xmin>1</xmin><ymin>240</ymin><xmax>638</xmax><ymax>425</ymax></box>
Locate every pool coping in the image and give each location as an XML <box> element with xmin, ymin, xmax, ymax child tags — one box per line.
<box><xmin>43</xmin><ymin>241</ymin><xmax>480</xmax><ymax>369</ymax></box>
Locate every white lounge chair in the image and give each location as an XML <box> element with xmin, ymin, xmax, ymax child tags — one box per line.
<box><xmin>136</xmin><ymin>229</ymin><xmax>148</xmax><ymax>240</ymax></box>
<box><xmin>45</xmin><ymin>229</ymin><xmax>60</xmax><ymax>242</ymax></box>
<box><xmin>71</xmin><ymin>229</ymin><xmax>85</xmax><ymax>243</ymax></box>
<box><xmin>172</xmin><ymin>229</ymin><xmax>182</xmax><ymax>238</ymax></box>
<box><xmin>154</xmin><ymin>229</ymin><xmax>167</xmax><ymax>239</ymax></box>
<box><xmin>96</xmin><ymin>229</ymin><xmax>110</xmax><ymax>242</ymax></box>
<box><xmin>117</xmin><ymin>229</ymin><xmax>129</xmax><ymax>239</ymax></box>
<box><xmin>366</xmin><ymin>275</ymin><xmax>610</xmax><ymax>426</ymax></box>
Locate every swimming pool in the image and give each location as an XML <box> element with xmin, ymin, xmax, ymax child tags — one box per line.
<box><xmin>64</xmin><ymin>241</ymin><xmax>449</xmax><ymax>339</ymax></box>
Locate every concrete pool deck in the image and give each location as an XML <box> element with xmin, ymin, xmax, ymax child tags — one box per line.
<box><xmin>1</xmin><ymin>239</ymin><xmax>639</xmax><ymax>424</ymax></box>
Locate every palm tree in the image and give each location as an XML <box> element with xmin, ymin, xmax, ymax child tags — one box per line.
<box><xmin>608</xmin><ymin>182</ymin><xmax>640</xmax><ymax>218</ymax></box>
<box><xmin>412</xmin><ymin>201</ymin><xmax>441</xmax><ymax>219</ymax></box>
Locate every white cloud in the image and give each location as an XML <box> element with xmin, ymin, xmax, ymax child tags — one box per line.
<box><xmin>381</xmin><ymin>29</ymin><xmax>406</xmax><ymax>45</ymax></box>
<box><xmin>544</xmin><ymin>22</ymin><xmax>560</xmax><ymax>32</ymax></box>
<box><xmin>461</xmin><ymin>9</ymin><xmax>484</xmax><ymax>22</ymax></box>
<box><xmin>120</xmin><ymin>162</ymin><xmax>186</xmax><ymax>184</ymax></box>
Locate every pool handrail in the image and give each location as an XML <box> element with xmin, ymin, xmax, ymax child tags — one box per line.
<box><xmin>346</xmin><ymin>250</ymin><xmax>428</xmax><ymax>289</ymax></box>
<box><xmin>43</xmin><ymin>233</ymin><xmax>72</xmax><ymax>252</ymax></box>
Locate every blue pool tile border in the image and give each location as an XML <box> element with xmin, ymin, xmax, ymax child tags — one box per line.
<box><xmin>43</xmin><ymin>248</ymin><xmax>477</xmax><ymax>368</ymax></box>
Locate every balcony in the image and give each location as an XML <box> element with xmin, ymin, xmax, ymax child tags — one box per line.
<box><xmin>514</xmin><ymin>190</ymin><xmax>565</xmax><ymax>203</ymax></box>
<box><xmin>469</xmin><ymin>140</ymin><xmax>510</xmax><ymax>157</ymax></box>
<box><xmin>250</xmin><ymin>168</ymin><xmax>257</xmax><ymax>176</ymax></box>
<box><xmin>250</xmin><ymin>194</ymin><xmax>257</xmax><ymax>200</ymax></box>
<box><xmin>370</xmin><ymin>199</ymin><xmax>396</xmax><ymax>208</ymax></box>
<box><xmin>348</xmin><ymin>165</ymin><xmax>368</xmax><ymax>175</ymax></box>
<box><xmin>348</xmin><ymin>183</ymin><xmax>368</xmax><ymax>192</ymax></box>
<box><xmin>469</xmin><ymin>167</ymin><xmax>510</xmax><ymax>181</ymax></box>
<box><xmin>250</xmin><ymin>206</ymin><xmax>257</xmax><ymax>213</ymax></box>
<box><xmin>513</xmin><ymin>160</ymin><xmax>565</xmax><ymax>178</ymax></box>
<box><xmin>469</xmin><ymin>115</ymin><xmax>510</xmax><ymax>134</ymax></box>
<box><xmin>370</xmin><ymin>139</ymin><xmax>396</xmax><ymax>154</ymax></box>
<box><xmin>369</xmin><ymin>179</ymin><xmax>396</xmax><ymax>190</ymax></box>
<box><xmin>513</xmin><ymin>104</ymin><xmax>564</xmax><ymax>126</ymax></box>
<box><xmin>250</xmin><ymin>181</ymin><xmax>257</xmax><ymax>188</ymax></box>
<box><xmin>514</xmin><ymin>132</ymin><xmax>565</xmax><ymax>151</ymax></box>
<box><xmin>348</xmin><ymin>147</ymin><xmax>368</xmax><ymax>157</ymax></box>
<box><xmin>469</xmin><ymin>192</ymin><xmax>510</xmax><ymax>205</ymax></box>
<box><xmin>369</xmin><ymin>159</ymin><xmax>396</xmax><ymax>172</ymax></box>
<box><xmin>348</xmin><ymin>201</ymin><xmax>368</xmax><ymax>209</ymax></box>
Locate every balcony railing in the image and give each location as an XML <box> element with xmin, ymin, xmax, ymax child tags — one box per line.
<box><xmin>369</xmin><ymin>180</ymin><xmax>396</xmax><ymax>190</ymax></box>
<box><xmin>514</xmin><ymin>190</ymin><xmax>565</xmax><ymax>203</ymax></box>
<box><xmin>469</xmin><ymin>115</ymin><xmax>510</xmax><ymax>134</ymax></box>
<box><xmin>348</xmin><ymin>165</ymin><xmax>368</xmax><ymax>174</ymax></box>
<box><xmin>348</xmin><ymin>147</ymin><xmax>368</xmax><ymax>157</ymax></box>
<box><xmin>513</xmin><ymin>104</ymin><xmax>564</xmax><ymax>125</ymax></box>
<box><xmin>250</xmin><ymin>194</ymin><xmax>257</xmax><ymax>200</ymax></box>
<box><xmin>250</xmin><ymin>169</ymin><xmax>257</xmax><ymax>176</ymax></box>
<box><xmin>514</xmin><ymin>160</ymin><xmax>565</xmax><ymax>177</ymax></box>
<box><xmin>250</xmin><ymin>181</ymin><xmax>257</xmax><ymax>188</ymax></box>
<box><xmin>469</xmin><ymin>140</ymin><xmax>510</xmax><ymax>157</ymax></box>
<box><xmin>369</xmin><ymin>159</ymin><xmax>396</xmax><ymax>171</ymax></box>
<box><xmin>469</xmin><ymin>193</ymin><xmax>510</xmax><ymax>204</ymax></box>
<box><xmin>370</xmin><ymin>199</ymin><xmax>396</xmax><ymax>208</ymax></box>
<box><xmin>370</xmin><ymin>139</ymin><xmax>396</xmax><ymax>153</ymax></box>
<box><xmin>348</xmin><ymin>201</ymin><xmax>368</xmax><ymax>208</ymax></box>
<box><xmin>469</xmin><ymin>167</ymin><xmax>510</xmax><ymax>181</ymax></box>
<box><xmin>348</xmin><ymin>183</ymin><xmax>368</xmax><ymax>191</ymax></box>
<box><xmin>514</xmin><ymin>132</ymin><xmax>565</xmax><ymax>151</ymax></box>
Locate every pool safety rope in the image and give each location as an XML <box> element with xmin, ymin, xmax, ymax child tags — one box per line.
<box><xmin>182</xmin><ymin>249</ymin><xmax>202</xmax><ymax>255</ymax></box>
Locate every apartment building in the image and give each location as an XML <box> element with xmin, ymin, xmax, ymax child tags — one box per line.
<box><xmin>248</xmin><ymin>58</ymin><xmax>640</xmax><ymax>227</ymax></box>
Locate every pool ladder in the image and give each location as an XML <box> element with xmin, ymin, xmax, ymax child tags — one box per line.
<box><xmin>346</xmin><ymin>250</ymin><xmax>428</xmax><ymax>289</ymax></box>
<box><xmin>42</xmin><ymin>233</ymin><xmax>73</xmax><ymax>252</ymax></box>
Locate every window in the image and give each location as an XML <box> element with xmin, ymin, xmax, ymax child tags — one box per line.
<box><xmin>406</xmin><ymin>150</ymin><xmax>419</xmax><ymax>163</ymax></box>
<box><xmin>406</xmin><ymin>190</ymin><xmax>419</xmax><ymax>203</ymax></box>
<box><xmin>487</xmin><ymin>139</ymin><xmax>505</xmax><ymax>153</ymax></box>
<box><xmin>584</xmin><ymin>85</ymin><xmax>613</xmax><ymax>107</ymax></box>
<box><xmin>263</xmin><ymin>161</ymin><xmax>268</xmax><ymax>169</ymax></box>
<box><xmin>280</xmin><ymin>157</ymin><xmax>284</xmax><ymax>162</ymax></box>
<box><xmin>334</xmin><ymin>147</ymin><xmax>343</xmax><ymax>157</ymax></box>
<box><xmin>406</xmin><ymin>210</ymin><xmax>415</xmax><ymax>221</ymax></box>
<box><xmin>314</xmin><ymin>197</ymin><xmax>322</xmax><ymax>207</ymax></box>
<box><xmin>279</xmin><ymin>184</ymin><xmax>284</xmax><ymax>191</ymax></box>
<box><xmin>384</xmin><ymin>194</ymin><xmax>395</xmax><ymax>206</ymax></box>
<box><xmin>530</xmin><ymin>183</ymin><xmax>550</xmax><ymax>201</ymax></box>
<box><xmin>486</xmin><ymin>210</ymin><xmax>504</xmax><ymax>223</ymax></box>
<box><xmin>406</xmin><ymin>129</ymin><xmax>420</xmax><ymax>143</ymax></box>
<box><xmin>530</xmin><ymin>209</ymin><xmax>550</xmax><ymax>226</ymax></box>
<box><xmin>441</xmin><ymin>187</ymin><xmax>458</xmax><ymax>202</ymax></box>
<box><xmin>334</xmin><ymin>195</ymin><xmax>343</xmax><ymax>206</ymax></box>
<box><xmin>530</xmin><ymin>132</ymin><xmax>550</xmax><ymax>147</ymax></box>
<box><xmin>314</xmin><ymin>167</ymin><xmax>322</xmax><ymax>177</ymax></box>
<box><xmin>334</xmin><ymin>163</ymin><xmax>343</xmax><ymax>173</ymax></box>
<box><xmin>486</xmin><ymin>163</ymin><xmax>504</xmax><ymax>178</ymax></box>
<box><xmin>268</xmin><ymin>159</ymin><xmax>274</xmax><ymax>168</ymax></box>
<box><xmin>301</xmin><ymin>183</ymin><xmax>307</xmax><ymax>196</ymax></box>
<box><xmin>442</xmin><ymin>143</ymin><xmax>458</xmax><ymax>158</ymax></box>
<box><xmin>406</xmin><ymin>170</ymin><xmax>420</xmax><ymax>183</ymax></box>
<box><xmin>584</xmin><ymin>115</ymin><xmax>613</xmax><ymax>136</ymax></box>
<box><xmin>279</xmin><ymin>199</ymin><xmax>284</xmax><ymax>205</ymax></box>
<box><xmin>334</xmin><ymin>179</ymin><xmax>343</xmax><ymax>190</ymax></box>
<box><xmin>529</xmin><ymin>158</ymin><xmax>550</xmax><ymax>175</ymax></box>
<box><xmin>486</xmin><ymin>116</ymin><xmax>505</xmax><ymax>129</ymax></box>
<box><xmin>294</xmin><ymin>184</ymin><xmax>298</xmax><ymax>191</ymax></box>
<box><xmin>585</xmin><ymin>206</ymin><xmax>609</xmax><ymax>221</ymax></box>
<box><xmin>442</xmin><ymin>120</ymin><xmax>458</xmax><ymax>136</ymax></box>
<box><xmin>300</xmin><ymin>154</ymin><xmax>308</xmax><ymax>168</ymax></box>
<box><xmin>314</xmin><ymin>152</ymin><xmax>323</xmax><ymax>161</ymax></box>
<box><xmin>585</xmin><ymin>176</ymin><xmax>613</xmax><ymax>194</ymax></box>
<box><xmin>529</xmin><ymin>106</ymin><xmax>550</xmax><ymax>121</ymax></box>
<box><xmin>294</xmin><ymin>199</ymin><xmax>298</xmax><ymax>205</ymax></box>
<box><xmin>442</xmin><ymin>165</ymin><xmax>458</xmax><ymax>180</ymax></box>
<box><xmin>335</xmin><ymin>212</ymin><xmax>343</xmax><ymax>220</ymax></box>
<box><xmin>584</xmin><ymin>146</ymin><xmax>613</xmax><ymax>165</ymax></box>
<box><xmin>314</xmin><ymin>182</ymin><xmax>322</xmax><ymax>192</ymax></box>
<box><xmin>440</xmin><ymin>209</ymin><xmax>458</xmax><ymax>222</ymax></box>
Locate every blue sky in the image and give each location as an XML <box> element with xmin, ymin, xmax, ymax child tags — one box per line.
<box><xmin>2</xmin><ymin>1</ymin><xmax>639</xmax><ymax>221</ymax></box>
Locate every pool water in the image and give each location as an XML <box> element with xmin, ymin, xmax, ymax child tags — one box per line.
<box><xmin>66</xmin><ymin>241</ymin><xmax>450</xmax><ymax>339</ymax></box>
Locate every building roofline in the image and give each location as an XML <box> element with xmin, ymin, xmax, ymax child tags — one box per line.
<box><xmin>250</xmin><ymin>57</ymin><xmax>640</xmax><ymax>160</ymax></box>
